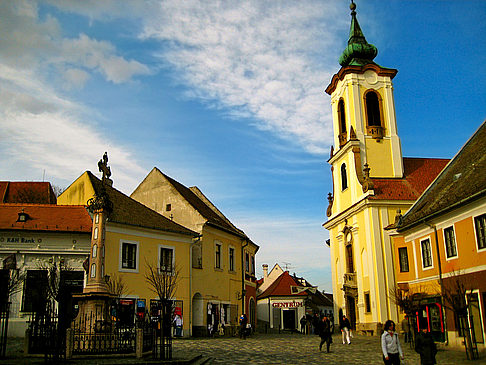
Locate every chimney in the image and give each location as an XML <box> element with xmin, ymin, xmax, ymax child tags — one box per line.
<box><xmin>262</xmin><ymin>264</ymin><xmax>268</xmax><ymax>279</ymax></box>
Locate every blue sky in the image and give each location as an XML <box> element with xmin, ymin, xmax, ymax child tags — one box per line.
<box><xmin>1</xmin><ymin>1</ymin><xmax>485</xmax><ymax>293</ymax></box>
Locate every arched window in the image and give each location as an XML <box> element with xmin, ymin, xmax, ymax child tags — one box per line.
<box><xmin>338</xmin><ymin>99</ymin><xmax>347</xmax><ymax>133</ymax></box>
<box><xmin>341</xmin><ymin>163</ymin><xmax>348</xmax><ymax>191</ymax></box>
<box><xmin>365</xmin><ymin>91</ymin><xmax>382</xmax><ymax>127</ymax></box>
<box><xmin>338</xmin><ymin>98</ymin><xmax>347</xmax><ymax>147</ymax></box>
<box><xmin>346</xmin><ymin>244</ymin><xmax>354</xmax><ymax>273</ymax></box>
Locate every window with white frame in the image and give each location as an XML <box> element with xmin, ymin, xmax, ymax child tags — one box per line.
<box><xmin>229</xmin><ymin>246</ymin><xmax>235</xmax><ymax>271</ymax></box>
<box><xmin>119</xmin><ymin>240</ymin><xmax>139</xmax><ymax>272</ymax></box>
<box><xmin>420</xmin><ymin>238</ymin><xmax>433</xmax><ymax>268</ymax></box>
<box><xmin>215</xmin><ymin>242</ymin><xmax>222</xmax><ymax>269</ymax></box>
<box><xmin>475</xmin><ymin>213</ymin><xmax>486</xmax><ymax>250</ymax></box>
<box><xmin>159</xmin><ymin>246</ymin><xmax>174</xmax><ymax>273</ymax></box>
<box><xmin>398</xmin><ymin>247</ymin><xmax>409</xmax><ymax>272</ymax></box>
<box><xmin>444</xmin><ymin>226</ymin><xmax>457</xmax><ymax>258</ymax></box>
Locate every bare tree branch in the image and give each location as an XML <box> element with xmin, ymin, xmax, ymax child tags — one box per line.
<box><xmin>105</xmin><ymin>273</ymin><xmax>130</xmax><ymax>298</ymax></box>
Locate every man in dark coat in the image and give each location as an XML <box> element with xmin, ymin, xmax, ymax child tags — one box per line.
<box><xmin>318</xmin><ymin>316</ymin><xmax>332</xmax><ymax>353</ymax></box>
<box><xmin>415</xmin><ymin>329</ymin><xmax>437</xmax><ymax>365</ymax></box>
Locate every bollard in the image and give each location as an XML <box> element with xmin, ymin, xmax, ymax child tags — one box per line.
<box><xmin>136</xmin><ymin>328</ymin><xmax>143</xmax><ymax>359</ymax></box>
<box><xmin>65</xmin><ymin>328</ymin><xmax>73</xmax><ymax>359</ymax></box>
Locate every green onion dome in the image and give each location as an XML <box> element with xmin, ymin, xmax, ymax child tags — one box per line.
<box><xmin>339</xmin><ymin>2</ymin><xmax>378</xmax><ymax>67</ymax></box>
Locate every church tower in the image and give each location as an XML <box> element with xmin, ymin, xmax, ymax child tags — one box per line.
<box><xmin>324</xmin><ymin>2</ymin><xmax>406</xmax><ymax>334</ymax></box>
<box><xmin>324</xmin><ymin>1</ymin><xmax>451</xmax><ymax>336</ymax></box>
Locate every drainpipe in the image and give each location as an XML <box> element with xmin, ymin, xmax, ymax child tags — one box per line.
<box><xmin>241</xmin><ymin>239</ymin><xmax>249</xmax><ymax>316</ymax></box>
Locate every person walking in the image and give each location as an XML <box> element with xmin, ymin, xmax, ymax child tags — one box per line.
<box><xmin>239</xmin><ymin>313</ymin><xmax>248</xmax><ymax>339</ymax></box>
<box><xmin>401</xmin><ymin>315</ymin><xmax>410</xmax><ymax>343</ymax></box>
<box><xmin>300</xmin><ymin>315</ymin><xmax>307</xmax><ymax>334</ymax></box>
<box><xmin>340</xmin><ymin>315</ymin><xmax>351</xmax><ymax>344</ymax></box>
<box><xmin>381</xmin><ymin>320</ymin><xmax>404</xmax><ymax>365</ymax></box>
<box><xmin>318</xmin><ymin>315</ymin><xmax>333</xmax><ymax>353</ymax></box>
<box><xmin>415</xmin><ymin>328</ymin><xmax>437</xmax><ymax>365</ymax></box>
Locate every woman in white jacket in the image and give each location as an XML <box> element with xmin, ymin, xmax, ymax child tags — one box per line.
<box><xmin>381</xmin><ymin>320</ymin><xmax>404</xmax><ymax>365</ymax></box>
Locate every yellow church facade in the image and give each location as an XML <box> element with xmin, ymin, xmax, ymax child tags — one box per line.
<box><xmin>323</xmin><ymin>3</ymin><xmax>447</xmax><ymax>334</ymax></box>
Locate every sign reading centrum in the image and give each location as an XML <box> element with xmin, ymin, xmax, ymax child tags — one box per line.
<box><xmin>272</xmin><ymin>301</ymin><xmax>303</xmax><ymax>308</ymax></box>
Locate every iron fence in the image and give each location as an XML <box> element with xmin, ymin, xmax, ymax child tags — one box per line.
<box><xmin>72</xmin><ymin>311</ymin><xmax>136</xmax><ymax>355</ymax></box>
<box><xmin>28</xmin><ymin>301</ymin><xmax>66</xmax><ymax>362</ymax></box>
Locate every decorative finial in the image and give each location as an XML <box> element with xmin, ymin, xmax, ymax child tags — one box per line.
<box><xmin>339</xmin><ymin>0</ymin><xmax>378</xmax><ymax>67</ymax></box>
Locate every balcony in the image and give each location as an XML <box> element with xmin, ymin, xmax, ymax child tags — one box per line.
<box><xmin>343</xmin><ymin>273</ymin><xmax>357</xmax><ymax>288</ymax></box>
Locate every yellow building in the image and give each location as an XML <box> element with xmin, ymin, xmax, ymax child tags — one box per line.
<box><xmin>390</xmin><ymin>120</ymin><xmax>486</xmax><ymax>350</ymax></box>
<box><xmin>58</xmin><ymin>170</ymin><xmax>200</xmax><ymax>336</ymax></box>
<box><xmin>130</xmin><ymin>167</ymin><xmax>259</xmax><ymax>336</ymax></box>
<box><xmin>322</xmin><ymin>3</ymin><xmax>447</xmax><ymax>334</ymax></box>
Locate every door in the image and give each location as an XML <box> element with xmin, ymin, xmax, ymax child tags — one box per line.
<box><xmin>283</xmin><ymin>309</ymin><xmax>296</xmax><ymax>330</ymax></box>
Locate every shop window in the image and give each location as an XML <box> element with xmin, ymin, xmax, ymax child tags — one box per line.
<box><xmin>364</xmin><ymin>292</ymin><xmax>371</xmax><ymax>313</ymax></box>
<box><xmin>444</xmin><ymin>226</ymin><xmax>457</xmax><ymax>258</ymax></box>
<box><xmin>341</xmin><ymin>163</ymin><xmax>348</xmax><ymax>191</ymax></box>
<box><xmin>474</xmin><ymin>214</ymin><xmax>486</xmax><ymax>250</ymax></box>
<box><xmin>398</xmin><ymin>247</ymin><xmax>409</xmax><ymax>272</ymax></box>
<box><xmin>121</xmin><ymin>241</ymin><xmax>138</xmax><ymax>270</ymax></box>
<box><xmin>160</xmin><ymin>246</ymin><xmax>174</xmax><ymax>273</ymax></box>
<box><xmin>22</xmin><ymin>270</ymin><xmax>47</xmax><ymax>312</ymax></box>
<box><xmin>229</xmin><ymin>247</ymin><xmax>235</xmax><ymax>271</ymax></box>
<box><xmin>215</xmin><ymin>242</ymin><xmax>222</xmax><ymax>269</ymax></box>
<box><xmin>420</xmin><ymin>238</ymin><xmax>433</xmax><ymax>269</ymax></box>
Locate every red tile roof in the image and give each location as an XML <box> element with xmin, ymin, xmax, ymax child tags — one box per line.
<box><xmin>257</xmin><ymin>271</ymin><xmax>307</xmax><ymax>299</ymax></box>
<box><xmin>0</xmin><ymin>182</ymin><xmax>57</xmax><ymax>204</ymax></box>
<box><xmin>0</xmin><ymin>204</ymin><xmax>92</xmax><ymax>233</ymax></box>
<box><xmin>397</xmin><ymin>120</ymin><xmax>486</xmax><ymax>230</ymax></box>
<box><xmin>370</xmin><ymin>158</ymin><xmax>449</xmax><ymax>201</ymax></box>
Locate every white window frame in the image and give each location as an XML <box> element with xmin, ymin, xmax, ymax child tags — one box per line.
<box><xmin>159</xmin><ymin>244</ymin><xmax>175</xmax><ymax>274</ymax></box>
<box><xmin>119</xmin><ymin>239</ymin><xmax>140</xmax><ymax>273</ymax></box>
<box><xmin>398</xmin><ymin>247</ymin><xmax>409</xmax><ymax>272</ymax></box>
<box><xmin>214</xmin><ymin>241</ymin><xmax>222</xmax><ymax>269</ymax></box>
<box><xmin>443</xmin><ymin>225</ymin><xmax>458</xmax><ymax>260</ymax></box>
<box><xmin>228</xmin><ymin>245</ymin><xmax>235</xmax><ymax>272</ymax></box>
<box><xmin>419</xmin><ymin>237</ymin><xmax>434</xmax><ymax>270</ymax></box>
<box><xmin>473</xmin><ymin>213</ymin><xmax>486</xmax><ymax>252</ymax></box>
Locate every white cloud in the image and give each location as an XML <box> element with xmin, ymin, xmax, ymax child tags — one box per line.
<box><xmin>237</xmin><ymin>214</ymin><xmax>332</xmax><ymax>291</ymax></box>
<box><xmin>0</xmin><ymin>66</ymin><xmax>145</xmax><ymax>194</ymax></box>
<box><xmin>0</xmin><ymin>1</ymin><xmax>150</xmax><ymax>192</ymax></box>
<box><xmin>141</xmin><ymin>0</ymin><xmax>345</xmax><ymax>154</ymax></box>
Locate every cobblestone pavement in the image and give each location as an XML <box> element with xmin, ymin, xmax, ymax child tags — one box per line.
<box><xmin>172</xmin><ymin>332</ymin><xmax>486</xmax><ymax>365</ymax></box>
<box><xmin>3</xmin><ymin>332</ymin><xmax>486</xmax><ymax>364</ymax></box>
